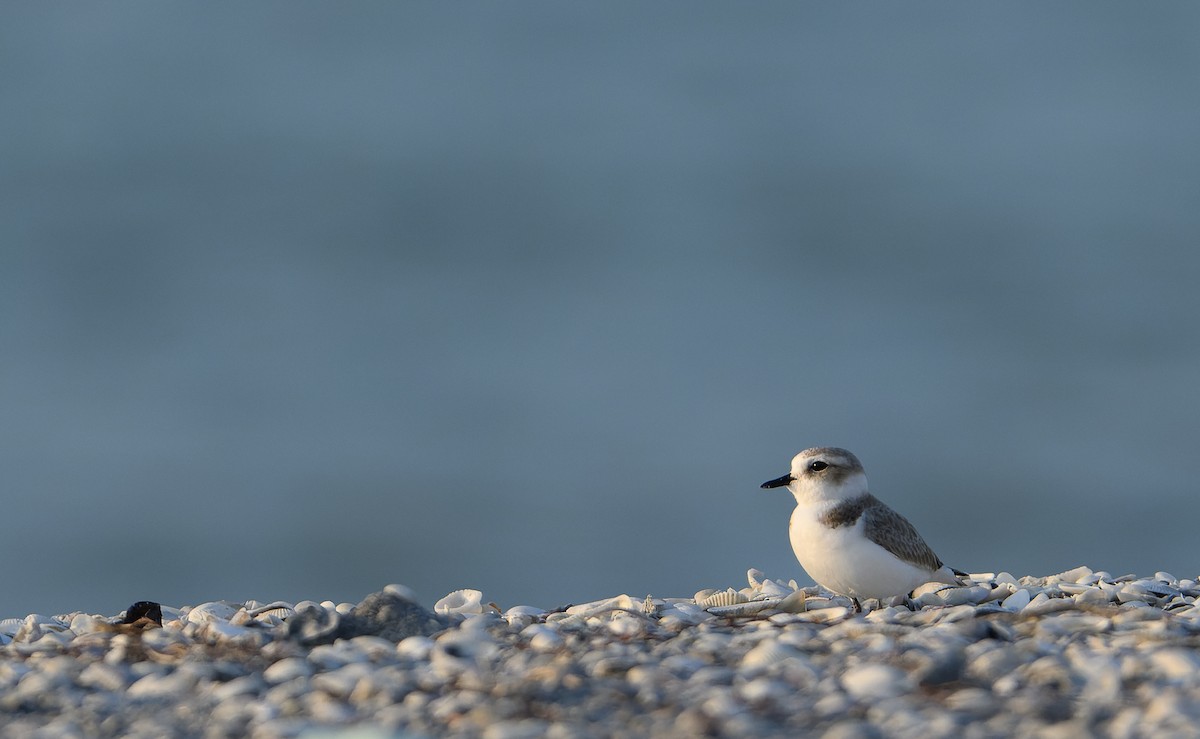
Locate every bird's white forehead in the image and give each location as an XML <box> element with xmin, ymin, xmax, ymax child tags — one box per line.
<box><xmin>791</xmin><ymin>447</ymin><xmax>865</xmax><ymax>472</ymax></box>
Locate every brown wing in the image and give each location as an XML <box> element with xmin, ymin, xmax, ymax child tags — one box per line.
<box><xmin>862</xmin><ymin>495</ymin><xmax>944</xmax><ymax>573</ymax></box>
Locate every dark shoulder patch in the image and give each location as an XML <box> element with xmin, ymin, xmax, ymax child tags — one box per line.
<box><xmin>818</xmin><ymin>494</ymin><xmax>872</xmax><ymax>528</ymax></box>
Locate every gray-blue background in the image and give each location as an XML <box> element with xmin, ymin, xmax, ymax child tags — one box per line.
<box><xmin>4</xmin><ymin>4</ymin><xmax>1199</xmax><ymax>617</ymax></box>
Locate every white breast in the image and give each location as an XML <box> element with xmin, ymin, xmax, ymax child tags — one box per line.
<box><xmin>788</xmin><ymin>503</ymin><xmax>941</xmax><ymax>600</ymax></box>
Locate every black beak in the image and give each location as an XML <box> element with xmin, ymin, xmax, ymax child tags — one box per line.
<box><xmin>760</xmin><ymin>474</ymin><xmax>793</xmax><ymax>489</ymax></box>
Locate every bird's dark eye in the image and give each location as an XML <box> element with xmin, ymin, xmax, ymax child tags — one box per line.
<box><xmin>809</xmin><ymin>460</ymin><xmax>828</xmax><ymax>472</ymax></box>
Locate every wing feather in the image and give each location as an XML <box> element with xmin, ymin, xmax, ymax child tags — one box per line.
<box><xmin>861</xmin><ymin>496</ymin><xmax>944</xmax><ymax>573</ymax></box>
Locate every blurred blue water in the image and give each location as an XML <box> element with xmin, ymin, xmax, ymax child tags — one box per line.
<box><xmin>3</xmin><ymin>4</ymin><xmax>1199</xmax><ymax>616</ymax></box>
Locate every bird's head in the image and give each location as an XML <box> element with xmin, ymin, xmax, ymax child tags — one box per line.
<box><xmin>760</xmin><ymin>447</ymin><xmax>869</xmax><ymax>504</ymax></box>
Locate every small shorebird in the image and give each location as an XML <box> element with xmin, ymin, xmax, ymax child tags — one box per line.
<box><xmin>761</xmin><ymin>447</ymin><xmax>961</xmax><ymax>610</ymax></box>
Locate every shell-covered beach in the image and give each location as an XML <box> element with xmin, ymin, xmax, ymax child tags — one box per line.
<box><xmin>3</xmin><ymin>567</ymin><xmax>1199</xmax><ymax>738</ymax></box>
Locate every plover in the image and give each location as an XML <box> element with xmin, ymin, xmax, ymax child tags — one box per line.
<box><xmin>761</xmin><ymin>447</ymin><xmax>961</xmax><ymax>609</ymax></box>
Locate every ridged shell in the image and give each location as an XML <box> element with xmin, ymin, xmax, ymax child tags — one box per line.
<box><xmin>252</xmin><ymin>607</ymin><xmax>295</xmax><ymax>623</ymax></box>
<box><xmin>700</xmin><ymin>589</ymin><xmax>750</xmax><ymax>608</ymax></box>
<box><xmin>245</xmin><ymin>601</ymin><xmax>296</xmax><ymax>618</ymax></box>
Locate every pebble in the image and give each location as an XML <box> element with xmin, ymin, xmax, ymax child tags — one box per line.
<box><xmin>0</xmin><ymin>568</ymin><xmax>1198</xmax><ymax>736</ymax></box>
<box><xmin>841</xmin><ymin>663</ymin><xmax>910</xmax><ymax>700</ymax></box>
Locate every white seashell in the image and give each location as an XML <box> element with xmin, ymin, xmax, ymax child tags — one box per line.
<box><xmin>159</xmin><ymin>606</ymin><xmax>185</xmax><ymax>624</ymax></box>
<box><xmin>933</xmin><ymin>605</ymin><xmax>979</xmax><ymax>623</ymax></box>
<box><xmin>503</xmin><ymin>605</ymin><xmax>546</xmax><ymax>628</ymax></box>
<box><xmin>705</xmin><ymin>600</ymin><xmax>778</xmax><ymax>618</ymax></box>
<box><xmin>262</xmin><ymin>657</ymin><xmax>314</xmax><ymax>684</ymax></box>
<box><xmin>544</xmin><ymin>612</ymin><xmax>586</xmax><ymax>629</ymax></box>
<box><xmin>185</xmin><ymin>602</ymin><xmax>239</xmax><ymax>625</ymax></box>
<box><xmin>201</xmin><ymin>620</ymin><xmax>262</xmax><ymax>645</ymax></box>
<box><xmin>1154</xmin><ymin>571</ymin><xmax>1178</xmax><ymax>585</ymax></box>
<box><xmin>1056</xmin><ymin>582</ymin><xmax>1091</xmax><ymax>595</ymax></box>
<box><xmin>692</xmin><ymin>589</ymin><xmax>716</xmax><ymax>603</ymax></box>
<box><xmin>69</xmin><ymin>614</ymin><xmax>109</xmax><ymax>635</ymax></box>
<box><xmin>12</xmin><ymin>618</ymin><xmax>44</xmax><ymax>644</ymax></box>
<box><xmin>1052</xmin><ymin>565</ymin><xmax>1093</xmax><ymax>583</ymax></box>
<box><xmin>78</xmin><ymin>662</ymin><xmax>131</xmax><ymax>693</ymax></box>
<box><xmin>841</xmin><ymin>663</ymin><xmax>911</xmax><ymax>700</ymax></box>
<box><xmin>916</xmin><ymin>592</ymin><xmax>945</xmax><ymax>608</ymax></box>
<box><xmin>311</xmin><ymin>663</ymin><xmax>372</xmax><ymax>699</ymax></box>
<box><xmin>608</xmin><ymin>613</ymin><xmax>647</xmax><ymax>637</ymax></box>
<box><xmin>774</xmin><ymin>590</ymin><xmax>807</xmax><ymax>614</ymax></box>
<box><xmin>229</xmin><ymin>610</ymin><xmax>252</xmax><ymax>626</ymax></box>
<box><xmin>126</xmin><ymin>671</ymin><xmax>196</xmax><ymax>699</ymax></box>
<box><xmin>1149</xmin><ymin>649</ymin><xmax>1200</xmax><ymax>680</ymax></box>
<box><xmin>940</xmin><ymin>586</ymin><xmax>991</xmax><ymax>606</ymax></box>
<box><xmin>793</xmin><ymin>606</ymin><xmax>850</xmax><ymax>624</ymax></box>
<box><xmin>396</xmin><ymin>635</ymin><xmax>434</xmax><ymax>660</ymax></box>
<box><xmin>352</xmin><ymin>636</ymin><xmax>398</xmax><ymax>661</ymax></box>
<box><xmin>740</xmin><ymin>640</ymin><xmax>803</xmax><ymax>670</ymax></box>
<box><xmin>801</xmin><ymin>596</ymin><xmax>838</xmax><ymax>610</ymax></box>
<box><xmin>1074</xmin><ymin>587</ymin><xmax>1112</xmax><ymax>606</ymax></box>
<box><xmin>767</xmin><ymin>613</ymin><xmax>803</xmax><ymax>626</ymax></box>
<box><xmin>757</xmin><ymin>579</ymin><xmax>795</xmax><ymax>599</ymax></box>
<box><xmin>912</xmin><ymin>581</ymin><xmax>954</xmax><ymax>599</ymax></box>
<box><xmin>141</xmin><ymin>628</ymin><xmax>189</xmax><ymax>654</ymax></box>
<box><xmin>1140</xmin><ymin>580</ymin><xmax>1179</xmax><ymax>598</ymax></box>
<box><xmin>10</xmin><ymin>632</ymin><xmax>69</xmax><ymax>655</ymax></box>
<box><xmin>251</xmin><ymin>607</ymin><xmax>295</xmax><ymax>625</ymax></box>
<box><xmin>565</xmin><ymin>594</ymin><xmax>637</xmax><ymax>619</ymax></box>
<box><xmin>747</xmin><ymin>568</ymin><xmax>766</xmax><ymax>589</ymax></box>
<box><xmin>434</xmin><ymin>589</ymin><xmax>485</xmax><ymax>615</ymax></box>
<box><xmin>244</xmin><ymin>601</ymin><xmax>295</xmax><ymax>618</ymax></box>
<box><xmin>658</xmin><ymin>603</ymin><xmax>713</xmax><ymax>628</ymax></box>
<box><xmin>307</xmin><ymin>643</ymin><xmax>363</xmax><ymax>670</ymax></box>
<box><xmin>522</xmin><ymin>624</ymin><xmax>563</xmax><ymax>651</ymax></box>
<box><xmin>1024</xmin><ymin>595</ymin><xmax>1076</xmax><ymax>616</ymax></box>
<box><xmin>1115</xmin><ymin>583</ymin><xmax>1157</xmax><ymax>604</ymax></box>
<box><xmin>864</xmin><ymin>606</ymin><xmax>906</xmax><ymax>625</ymax></box>
<box><xmin>436</xmin><ymin>618</ymin><xmax>498</xmax><ymax>658</ymax></box>
<box><xmin>699</xmin><ymin>589</ymin><xmax>749</xmax><ymax>608</ymax></box>
<box><xmin>982</xmin><ymin>585</ymin><xmax>1013</xmax><ymax>603</ymax></box>
<box><xmin>1001</xmin><ymin>589</ymin><xmax>1032</xmax><ymax>611</ymax></box>
<box><xmin>0</xmin><ymin>617</ymin><xmax>23</xmax><ymax>637</ymax></box>
<box><xmin>738</xmin><ymin>676</ymin><xmax>792</xmax><ymax>705</ymax></box>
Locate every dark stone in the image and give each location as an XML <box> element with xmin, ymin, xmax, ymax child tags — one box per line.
<box><xmin>285</xmin><ymin>590</ymin><xmax>448</xmax><ymax>646</ymax></box>
<box><xmin>350</xmin><ymin>590</ymin><xmax>448</xmax><ymax>642</ymax></box>
<box><xmin>122</xmin><ymin>601</ymin><xmax>163</xmax><ymax>626</ymax></box>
